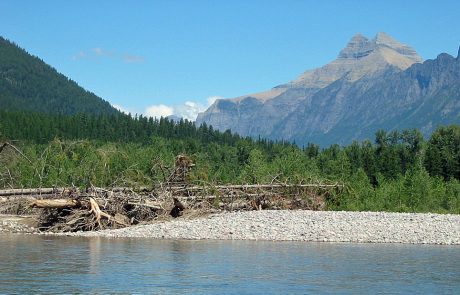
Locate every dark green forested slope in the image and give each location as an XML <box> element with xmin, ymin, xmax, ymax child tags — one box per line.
<box><xmin>0</xmin><ymin>36</ymin><xmax>118</xmax><ymax>115</ymax></box>
<box><xmin>0</xmin><ymin>110</ymin><xmax>271</xmax><ymax>148</ymax></box>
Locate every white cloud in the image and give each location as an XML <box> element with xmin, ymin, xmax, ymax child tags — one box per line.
<box><xmin>173</xmin><ymin>101</ymin><xmax>206</xmax><ymax>121</ymax></box>
<box><xmin>92</xmin><ymin>47</ymin><xmax>103</xmax><ymax>55</ymax></box>
<box><xmin>139</xmin><ymin>95</ymin><xmax>224</xmax><ymax>121</ymax></box>
<box><xmin>72</xmin><ymin>51</ymin><xmax>87</xmax><ymax>60</ymax></box>
<box><xmin>72</xmin><ymin>48</ymin><xmax>144</xmax><ymax>64</ymax></box>
<box><xmin>144</xmin><ymin>104</ymin><xmax>174</xmax><ymax>119</ymax></box>
<box><xmin>92</xmin><ymin>47</ymin><xmax>113</xmax><ymax>57</ymax></box>
<box><xmin>123</xmin><ymin>54</ymin><xmax>145</xmax><ymax>64</ymax></box>
<box><xmin>171</xmin><ymin>96</ymin><xmax>223</xmax><ymax>121</ymax></box>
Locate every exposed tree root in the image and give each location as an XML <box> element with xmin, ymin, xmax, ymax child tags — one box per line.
<box><xmin>88</xmin><ymin>197</ymin><xmax>128</xmax><ymax>227</ymax></box>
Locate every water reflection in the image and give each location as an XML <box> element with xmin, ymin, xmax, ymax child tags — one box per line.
<box><xmin>0</xmin><ymin>234</ymin><xmax>459</xmax><ymax>294</ymax></box>
<box><xmin>89</xmin><ymin>237</ymin><xmax>101</xmax><ymax>274</ymax></box>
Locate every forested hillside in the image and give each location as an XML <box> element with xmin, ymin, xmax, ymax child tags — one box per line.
<box><xmin>0</xmin><ymin>37</ymin><xmax>117</xmax><ymax>115</ymax></box>
<box><xmin>0</xmin><ymin>110</ymin><xmax>252</xmax><ymax>145</ymax></box>
<box><xmin>1</xmin><ymin>110</ymin><xmax>459</xmax><ymax>213</ymax></box>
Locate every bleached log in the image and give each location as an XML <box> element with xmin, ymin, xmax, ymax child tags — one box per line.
<box><xmin>30</xmin><ymin>199</ymin><xmax>80</xmax><ymax>209</ymax></box>
<box><xmin>0</xmin><ymin>183</ymin><xmax>342</xmax><ymax>197</ymax></box>
<box><xmin>0</xmin><ymin>188</ymin><xmax>77</xmax><ymax>196</ymax></box>
<box><xmin>0</xmin><ymin>188</ymin><xmax>59</xmax><ymax>196</ymax></box>
<box><xmin>168</xmin><ymin>183</ymin><xmax>344</xmax><ymax>191</ymax></box>
<box><xmin>127</xmin><ymin>202</ymin><xmax>163</xmax><ymax>210</ymax></box>
<box><xmin>91</xmin><ymin>186</ymin><xmax>150</xmax><ymax>193</ymax></box>
<box><xmin>173</xmin><ymin>194</ymin><xmax>264</xmax><ymax>200</ymax></box>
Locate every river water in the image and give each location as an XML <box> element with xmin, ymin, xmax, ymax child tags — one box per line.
<box><xmin>0</xmin><ymin>234</ymin><xmax>459</xmax><ymax>294</ymax></box>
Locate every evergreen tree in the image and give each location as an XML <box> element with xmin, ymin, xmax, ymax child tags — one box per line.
<box><xmin>425</xmin><ymin>125</ymin><xmax>460</xmax><ymax>180</ymax></box>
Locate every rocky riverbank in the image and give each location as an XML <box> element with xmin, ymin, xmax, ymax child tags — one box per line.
<box><xmin>61</xmin><ymin>210</ymin><xmax>460</xmax><ymax>245</ymax></box>
<box><xmin>0</xmin><ymin>215</ymin><xmax>37</xmax><ymax>234</ymax></box>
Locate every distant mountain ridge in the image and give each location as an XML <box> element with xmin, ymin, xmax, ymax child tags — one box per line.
<box><xmin>196</xmin><ymin>33</ymin><xmax>460</xmax><ymax>146</ymax></box>
<box><xmin>0</xmin><ymin>36</ymin><xmax>118</xmax><ymax>115</ymax></box>
<box><xmin>282</xmin><ymin>32</ymin><xmax>422</xmax><ymax>90</ymax></box>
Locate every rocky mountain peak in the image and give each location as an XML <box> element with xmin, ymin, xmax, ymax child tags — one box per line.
<box><xmin>338</xmin><ymin>33</ymin><xmax>374</xmax><ymax>59</ymax></box>
<box><xmin>374</xmin><ymin>32</ymin><xmax>401</xmax><ymax>47</ymax></box>
<box><xmin>222</xmin><ymin>33</ymin><xmax>424</xmax><ymax>104</ymax></box>
<box><xmin>285</xmin><ymin>32</ymin><xmax>423</xmax><ymax>89</ymax></box>
<box><xmin>337</xmin><ymin>32</ymin><xmax>421</xmax><ymax>63</ymax></box>
<box><xmin>373</xmin><ymin>32</ymin><xmax>422</xmax><ymax>62</ymax></box>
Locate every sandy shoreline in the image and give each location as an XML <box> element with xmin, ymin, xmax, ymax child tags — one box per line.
<box><xmin>54</xmin><ymin>210</ymin><xmax>460</xmax><ymax>245</ymax></box>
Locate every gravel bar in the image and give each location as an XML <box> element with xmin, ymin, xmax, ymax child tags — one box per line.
<box><xmin>63</xmin><ymin>210</ymin><xmax>460</xmax><ymax>245</ymax></box>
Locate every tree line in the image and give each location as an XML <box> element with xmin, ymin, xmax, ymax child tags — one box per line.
<box><xmin>0</xmin><ymin>110</ymin><xmax>459</xmax><ymax>213</ymax></box>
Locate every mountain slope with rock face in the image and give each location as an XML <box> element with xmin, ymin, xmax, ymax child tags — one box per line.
<box><xmin>196</xmin><ymin>33</ymin><xmax>460</xmax><ymax>146</ymax></box>
<box><xmin>283</xmin><ymin>52</ymin><xmax>460</xmax><ymax>146</ymax></box>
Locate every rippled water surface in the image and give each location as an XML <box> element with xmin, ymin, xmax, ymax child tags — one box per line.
<box><xmin>0</xmin><ymin>234</ymin><xmax>459</xmax><ymax>294</ymax></box>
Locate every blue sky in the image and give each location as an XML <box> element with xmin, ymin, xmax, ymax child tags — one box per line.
<box><xmin>1</xmin><ymin>0</ymin><xmax>459</xmax><ymax>119</ymax></box>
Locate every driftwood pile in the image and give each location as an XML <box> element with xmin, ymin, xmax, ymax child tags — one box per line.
<box><xmin>0</xmin><ymin>187</ymin><xmax>164</xmax><ymax>232</ymax></box>
<box><xmin>0</xmin><ymin>182</ymin><xmax>343</xmax><ymax>233</ymax></box>
<box><xmin>0</xmin><ymin>155</ymin><xmax>344</xmax><ymax>233</ymax></box>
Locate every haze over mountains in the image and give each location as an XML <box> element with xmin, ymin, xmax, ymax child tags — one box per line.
<box><xmin>196</xmin><ymin>32</ymin><xmax>460</xmax><ymax>146</ymax></box>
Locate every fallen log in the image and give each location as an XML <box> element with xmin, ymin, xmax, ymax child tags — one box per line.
<box><xmin>30</xmin><ymin>199</ymin><xmax>81</xmax><ymax>209</ymax></box>
<box><xmin>0</xmin><ymin>183</ymin><xmax>343</xmax><ymax>198</ymax></box>
<box><xmin>0</xmin><ymin>188</ymin><xmax>66</xmax><ymax>196</ymax></box>
<box><xmin>127</xmin><ymin>202</ymin><xmax>163</xmax><ymax>210</ymax></box>
<box><xmin>0</xmin><ymin>186</ymin><xmax>151</xmax><ymax>197</ymax></box>
<box><xmin>92</xmin><ymin>186</ymin><xmax>150</xmax><ymax>193</ymax></box>
<box><xmin>168</xmin><ymin>183</ymin><xmax>344</xmax><ymax>191</ymax></box>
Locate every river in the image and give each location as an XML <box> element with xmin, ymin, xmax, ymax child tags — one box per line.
<box><xmin>0</xmin><ymin>234</ymin><xmax>459</xmax><ymax>294</ymax></box>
